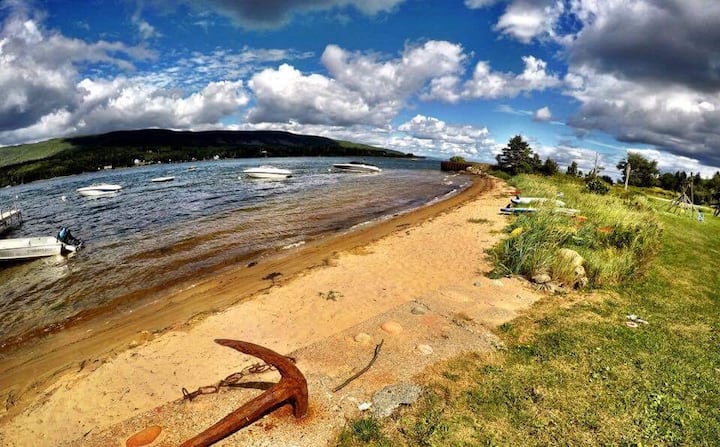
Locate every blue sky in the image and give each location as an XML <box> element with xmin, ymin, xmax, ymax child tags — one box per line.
<box><xmin>2</xmin><ymin>0</ymin><xmax>720</xmax><ymax>180</ymax></box>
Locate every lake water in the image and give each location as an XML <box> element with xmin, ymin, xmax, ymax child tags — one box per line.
<box><xmin>0</xmin><ymin>157</ymin><xmax>466</xmax><ymax>350</ymax></box>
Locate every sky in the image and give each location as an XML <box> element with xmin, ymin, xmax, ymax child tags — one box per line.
<box><xmin>2</xmin><ymin>0</ymin><xmax>720</xmax><ymax>180</ymax></box>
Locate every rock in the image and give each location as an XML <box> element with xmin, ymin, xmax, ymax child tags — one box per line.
<box><xmin>558</xmin><ymin>248</ymin><xmax>584</xmax><ymax>267</ymax></box>
<box><xmin>380</xmin><ymin>321</ymin><xmax>403</xmax><ymax>334</ymax></box>
<box><xmin>410</xmin><ymin>306</ymin><xmax>427</xmax><ymax>315</ymax></box>
<box><xmin>126</xmin><ymin>425</ymin><xmax>162</xmax><ymax>447</ymax></box>
<box><xmin>532</xmin><ymin>273</ymin><xmax>552</xmax><ymax>284</ymax></box>
<box><xmin>372</xmin><ymin>383</ymin><xmax>423</xmax><ymax>418</ymax></box>
<box><xmin>416</xmin><ymin>344</ymin><xmax>433</xmax><ymax>355</ymax></box>
<box><xmin>358</xmin><ymin>402</ymin><xmax>372</xmax><ymax>411</ymax></box>
<box><xmin>473</xmin><ymin>281</ymin><xmax>482</xmax><ymax>287</ymax></box>
<box><xmin>491</xmin><ymin>279</ymin><xmax>504</xmax><ymax>287</ymax></box>
<box><xmin>354</xmin><ymin>333</ymin><xmax>372</xmax><ymax>344</ymax></box>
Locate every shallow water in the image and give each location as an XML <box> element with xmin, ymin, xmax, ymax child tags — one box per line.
<box><xmin>0</xmin><ymin>157</ymin><xmax>466</xmax><ymax>347</ymax></box>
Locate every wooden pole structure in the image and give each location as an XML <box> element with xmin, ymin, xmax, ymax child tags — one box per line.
<box><xmin>624</xmin><ymin>163</ymin><xmax>631</xmax><ymax>190</ymax></box>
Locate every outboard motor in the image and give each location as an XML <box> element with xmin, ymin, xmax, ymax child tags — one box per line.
<box><xmin>57</xmin><ymin>227</ymin><xmax>84</xmax><ymax>249</ymax></box>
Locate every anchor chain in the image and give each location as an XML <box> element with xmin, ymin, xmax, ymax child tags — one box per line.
<box><xmin>181</xmin><ymin>362</ymin><xmax>277</xmax><ymax>401</ymax></box>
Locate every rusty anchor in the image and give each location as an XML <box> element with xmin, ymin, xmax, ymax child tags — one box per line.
<box><xmin>180</xmin><ymin>339</ymin><xmax>308</xmax><ymax>447</ymax></box>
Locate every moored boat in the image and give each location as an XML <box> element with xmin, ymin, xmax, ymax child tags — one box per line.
<box><xmin>76</xmin><ymin>183</ymin><xmax>122</xmax><ymax>197</ymax></box>
<box><xmin>242</xmin><ymin>166</ymin><xmax>292</xmax><ymax>179</ymax></box>
<box><xmin>0</xmin><ymin>236</ymin><xmax>78</xmax><ymax>261</ymax></box>
<box><xmin>150</xmin><ymin>176</ymin><xmax>175</xmax><ymax>183</ymax></box>
<box><xmin>332</xmin><ymin>162</ymin><xmax>382</xmax><ymax>173</ymax></box>
<box><xmin>510</xmin><ymin>196</ymin><xmax>566</xmax><ymax>207</ymax></box>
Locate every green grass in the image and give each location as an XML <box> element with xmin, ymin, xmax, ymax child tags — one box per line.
<box><xmin>337</xmin><ymin>175</ymin><xmax>720</xmax><ymax>446</ymax></box>
<box><xmin>0</xmin><ymin>139</ymin><xmax>73</xmax><ymax>168</ymax></box>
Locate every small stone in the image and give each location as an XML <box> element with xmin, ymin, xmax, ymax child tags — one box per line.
<box><xmin>410</xmin><ymin>306</ymin><xmax>426</xmax><ymax>315</ymax></box>
<box><xmin>381</xmin><ymin>321</ymin><xmax>403</xmax><ymax>334</ymax></box>
<box><xmin>416</xmin><ymin>344</ymin><xmax>433</xmax><ymax>355</ymax></box>
<box><xmin>358</xmin><ymin>402</ymin><xmax>372</xmax><ymax>411</ymax></box>
<box><xmin>372</xmin><ymin>383</ymin><xmax>423</xmax><ymax>418</ymax></box>
<box><xmin>532</xmin><ymin>273</ymin><xmax>552</xmax><ymax>284</ymax></box>
<box><xmin>491</xmin><ymin>279</ymin><xmax>504</xmax><ymax>287</ymax></box>
<box><xmin>354</xmin><ymin>333</ymin><xmax>372</xmax><ymax>344</ymax></box>
<box><xmin>625</xmin><ymin>321</ymin><xmax>639</xmax><ymax>328</ymax></box>
<box><xmin>126</xmin><ymin>425</ymin><xmax>162</xmax><ymax>447</ymax></box>
<box><xmin>473</xmin><ymin>281</ymin><xmax>482</xmax><ymax>287</ymax></box>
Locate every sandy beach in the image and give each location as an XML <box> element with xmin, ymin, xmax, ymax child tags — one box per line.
<box><xmin>0</xmin><ymin>176</ymin><xmax>543</xmax><ymax>446</ymax></box>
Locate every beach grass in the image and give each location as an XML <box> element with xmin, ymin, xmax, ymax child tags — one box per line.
<box><xmin>338</xmin><ymin>175</ymin><xmax>720</xmax><ymax>446</ymax></box>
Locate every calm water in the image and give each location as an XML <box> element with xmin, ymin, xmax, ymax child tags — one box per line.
<box><xmin>0</xmin><ymin>157</ymin><xmax>465</xmax><ymax>348</ymax></box>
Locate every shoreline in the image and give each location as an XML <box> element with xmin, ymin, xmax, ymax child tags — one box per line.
<box><xmin>0</xmin><ymin>175</ymin><xmax>489</xmax><ymax>423</ymax></box>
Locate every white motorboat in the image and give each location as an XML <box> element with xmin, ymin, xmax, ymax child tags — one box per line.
<box><xmin>332</xmin><ymin>162</ymin><xmax>382</xmax><ymax>173</ymax></box>
<box><xmin>150</xmin><ymin>176</ymin><xmax>175</xmax><ymax>183</ymax></box>
<box><xmin>0</xmin><ymin>236</ymin><xmax>78</xmax><ymax>261</ymax></box>
<box><xmin>0</xmin><ymin>208</ymin><xmax>23</xmax><ymax>237</ymax></box>
<box><xmin>76</xmin><ymin>183</ymin><xmax>122</xmax><ymax>197</ymax></box>
<box><xmin>242</xmin><ymin>166</ymin><xmax>292</xmax><ymax>179</ymax></box>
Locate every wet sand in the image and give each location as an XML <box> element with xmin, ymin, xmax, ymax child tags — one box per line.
<box><xmin>0</xmin><ymin>176</ymin><xmax>542</xmax><ymax>446</ymax></box>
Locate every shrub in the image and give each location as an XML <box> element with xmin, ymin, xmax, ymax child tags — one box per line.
<box><xmin>585</xmin><ymin>177</ymin><xmax>610</xmax><ymax>195</ymax></box>
<box><xmin>449</xmin><ymin>156</ymin><xmax>466</xmax><ymax>163</ymax></box>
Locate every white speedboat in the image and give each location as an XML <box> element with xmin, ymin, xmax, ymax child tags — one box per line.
<box><xmin>150</xmin><ymin>176</ymin><xmax>175</xmax><ymax>183</ymax></box>
<box><xmin>242</xmin><ymin>166</ymin><xmax>292</xmax><ymax>179</ymax></box>
<box><xmin>0</xmin><ymin>236</ymin><xmax>79</xmax><ymax>261</ymax></box>
<box><xmin>76</xmin><ymin>183</ymin><xmax>122</xmax><ymax>197</ymax></box>
<box><xmin>332</xmin><ymin>162</ymin><xmax>382</xmax><ymax>173</ymax></box>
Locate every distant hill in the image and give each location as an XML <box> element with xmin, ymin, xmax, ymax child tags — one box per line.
<box><xmin>0</xmin><ymin>129</ymin><xmax>411</xmax><ymax>186</ymax></box>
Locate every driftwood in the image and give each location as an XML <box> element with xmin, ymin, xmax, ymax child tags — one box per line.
<box><xmin>333</xmin><ymin>339</ymin><xmax>384</xmax><ymax>392</ymax></box>
<box><xmin>180</xmin><ymin>340</ymin><xmax>308</xmax><ymax>447</ymax></box>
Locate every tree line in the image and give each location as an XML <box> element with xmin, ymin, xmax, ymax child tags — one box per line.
<box><xmin>491</xmin><ymin>135</ymin><xmax>720</xmax><ymax>205</ymax></box>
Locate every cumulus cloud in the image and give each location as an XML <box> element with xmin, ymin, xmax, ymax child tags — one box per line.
<box><xmin>533</xmin><ymin>106</ymin><xmax>551</xmax><ymax>121</ymax></box>
<box><xmin>494</xmin><ymin>0</ymin><xmax>563</xmax><ymax>43</ymax></box>
<box><xmin>462</xmin><ymin>55</ymin><xmax>560</xmax><ymax>99</ymax></box>
<box><xmin>247</xmin><ymin>41</ymin><xmax>467</xmax><ymax>126</ymax></box>
<box><xmin>395</xmin><ymin>114</ymin><xmax>497</xmax><ymax>158</ymax></box>
<box><xmin>177</xmin><ymin>0</ymin><xmax>406</xmax><ymax>29</ymax></box>
<box><xmin>0</xmin><ymin>8</ymin><xmax>257</xmax><ymax>146</ymax></box>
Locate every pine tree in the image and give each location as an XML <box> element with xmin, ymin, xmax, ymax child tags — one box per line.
<box><xmin>496</xmin><ymin>135</ymin><xmax>535</xmax><ymax>175</ymax></box>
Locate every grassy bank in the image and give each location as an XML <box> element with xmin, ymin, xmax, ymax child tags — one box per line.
<box><xmin>339</xmin><ymin>175</ymin><xmax>720</xmax><ymax>446</ymax></box>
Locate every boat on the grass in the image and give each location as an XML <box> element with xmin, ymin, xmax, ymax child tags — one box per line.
<box><xmin>0</xmin><ymin>236</ymin><xmax>80</xmax><ymax>261</ymax></box>
<box><xmin>242</xmin><ymin>166</ymin><xmax>292</xmax><ymax>179</ymax></box>
<box><xmin>76</xmin><ymin>183</ymin><xmax>122</xmax><ymax>197</ymax></box>
<box><xmin>510</xmin><ymin>196</ymin><xmax>566</xmax><ymax>207</ymax></box>
<box><xmin>500</xmin><ymin>207</ymin><xmax>579</xmax><ymax>216</ymax></box>
<box><xmin>150</xmin><ymin>176</ymin><xmax>175</xmax><ymax>183</ymax></box>
<box><xmin>332</xmin><ymin>162</ymin><xmax>382</xmax><ymax>173</ymax></box>
<box><xmin>0</xmin><ymin>208</ymin><xmax>23</xmax><ymax>237</ymax></box>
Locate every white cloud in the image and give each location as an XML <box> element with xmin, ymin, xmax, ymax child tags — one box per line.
<box><xmin>494</xmin><ymin>0</ymin><xmax>563</xmax><ymax>43</ymax></box>
<box><xmin>533</xmin><ymin>106</ymin><xmax>552</xmax><ymax>121</ymax></box>
<box><xmin>464</xmin><ymin>0</ymin><xmax>501</xmax><ymax>8</ymax></box>
<box><xmin>248</xmin><ymin>41</ymin><xmax>467</xmax><ymax>126</ymax></box>
<box><xmin>463</xmin><ymin>55</ymin><xmax>560</xmax><ymax>99</ymax></box>
<box><xmin>396</xmin><ymin>114</ymin><xmax>497</xmax><ymax>158</ymax></box>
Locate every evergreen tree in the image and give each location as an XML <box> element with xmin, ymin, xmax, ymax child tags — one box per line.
<box><xmin>542</xmin><ymin>158</ymin><xmax>559</xmax><ymax>176</ymax></box>
<box><xmin>495</xmin><ymin>135</ymin><xmax>535</xmax><ymax>175</ymax></box>
<box><xmin>566</xmin><ymin>161</ymin><xmax>579</xmax><ymax>177</ymax></box>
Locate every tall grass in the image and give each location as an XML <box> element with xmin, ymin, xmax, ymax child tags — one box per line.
<box><xmin>490</xmin><ymin>175</ymin><xmax>661</xmax><ymax>287</ymax></box>
<box><xmin>337</xmin><ymin>175</ymin><xmax>720</xmax><ymax>446</ymax></box>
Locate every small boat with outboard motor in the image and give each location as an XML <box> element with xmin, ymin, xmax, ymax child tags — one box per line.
<box><xmin>0</xmin><ymin>227</ymin><xmax>83</xmax><ymax>261</ymax></box>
